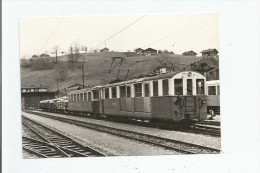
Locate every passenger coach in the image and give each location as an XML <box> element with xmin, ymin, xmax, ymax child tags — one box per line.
<box><xmin>206</xmin><ymin>80</ymin><xmax>220</xmax><ymax>114</ymax></box>
<box><xmin>67</xmin><ymin>71</ymin><xmax>208</xmax><ymax>123</ymax></box>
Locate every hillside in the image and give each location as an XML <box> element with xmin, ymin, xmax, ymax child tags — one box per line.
<box><xmin>20</xmin><ymin>52</ymin><xmax>202</xmax><ymax>91</ymax></box>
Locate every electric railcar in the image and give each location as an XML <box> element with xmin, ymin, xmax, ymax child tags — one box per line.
<box><xmin>65</xmin><ymin>71</ymin><xmax>208</xmax><ymax>123</ymax></box>
<box><xmin>206</xmin><ymin>80</ymin><xmax>220</xmax><ymax>114</ymax></box>
<box><xmin>40</xmin><ymin>96</ymin><xmax>68</xmax><ymax>112</ymax></box>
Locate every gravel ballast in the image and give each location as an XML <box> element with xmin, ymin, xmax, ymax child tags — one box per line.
<box><xmin>25</xmin><ymin>111</ymin><xmax>221</xmax><ymax>149</ymax></box>
<box><xmin>22</xmin><ymin>112</ymin><xmax>183</xmax><ymax>156</ymax></box>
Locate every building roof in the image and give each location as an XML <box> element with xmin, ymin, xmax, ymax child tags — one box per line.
<box><xmin>135</xmin><ymin>48</ymin><xmax>143</xmax><ymax>51</ymax></box>
<box><xmin>182</xmin><ymin>50</ymin><xmax>197</xmax><ymax>55</ymax></box>
<box><xmin>21</xmin><ymin>87</ymin><xmax>48</xmax><ymax>89</ymax></box>
<box><xmin>100</xmin><ymin>47</ymin><xmax>109</xmax><ymax>51</ymax></box>
<box><xmin>200</xmin><ymin>48</ymin><xmax>219</xmax><ymax>54</ymax></box>
<box><xmin>32</xmin><ymin>55</ymin><xmax>39</xmax><ymax>58</ymax></box>
<box><xmin>40</xmin><ymin>53</ymin><xmax>50</xmax><ymax>57</ymax></box>
<box><xmin>67</xmin><ymin>83</ymin><xmax>84</xmax><ymax>88</ymax></box>
<box><xmin>143</xmin><ymin>48</ymin><xmax>157</xmax><ymax>52</ymax></box>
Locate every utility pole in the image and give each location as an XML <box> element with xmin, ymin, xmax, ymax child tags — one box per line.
<box><xmin>56</xmin><ymin>76</ymin><xmax>59</xmax><ymax>91</ymax></box>
<box><xmin>82</xmin><ymin>64</ymin><xmax>85</xmax><ymax>89</ymax></box>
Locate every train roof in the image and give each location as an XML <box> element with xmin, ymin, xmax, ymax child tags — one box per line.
<box><xmin>95</xmin><ymin>71</ymin><xmax>204</xmax><ymax>88</ymax></box>
<box><xmin>68</xmin><ymin>71</ymin><xmax>205</xmax><ymax>93</ymax></box>
<box><xmin>206</xmin><ymin>80</ymin><xmax>220</xmax><ymax>85</ymax></box>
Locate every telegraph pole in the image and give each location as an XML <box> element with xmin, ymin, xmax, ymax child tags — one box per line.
<box><xmin>56</xmin><ymin>76</ymin><xmax>59</xmax><ymax>91</ymax></box>
<box><xmin>82</xmin><ymin>64</ymin><xmax>85</xmax><ymax>89</ymax></box>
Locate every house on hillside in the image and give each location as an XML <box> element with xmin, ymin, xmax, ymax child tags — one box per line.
<box><xmin>143</xmin><ymin>48</ymin><xmax>157</xmax><ymax>56</ymax></box>
<box><xmin>182</xmin><ymin>50</ymin><xmax>197</xmax><ymax>56</ymax></box>
<box><xmin>79</xmin><ymin>50</ymin><xmax>87</xmax><ymax>54</ymax></box>
<box><xmin>187</xmin><ymin>57</ymin><xmax>219</xmax><ymax>80</ymax></box>
<box><xmin>67</xmin><ymin>83</ymin><xmax>84</xmax><ymax>91</ymax></box>
<box><xmin>39</xmin><ymin>54</ymin><xmax>51</xmax><ymax>58</ymax></box>
<box><xmin>201</xmin><ymin>48</ymin><xmax>218</xmax><ymax>58</ymax></box>
<box><xmin>49</xmin><ymin>52</ymin><xmax>66</xmax><ymax>58</ymax></box>
<box><xmin>32</xmin><ymin>55</ymin><xmax>39</xmax><ymax>59</ymax></box>
<box><xmin>207</xmin><ymin>66</ymin><xmax>219</xmax><ymax>80</ymax></box>
<box><xmin>100</xmin><ymin>47</ymin><xmax>109</xmax><ymax>53</ymax></box>
<box><xmin>158</xmin><ymin>50</ymin><xmax>169</xmax><ymax>54</ymax></box>
<box><xmin>135</xmin><ymin>48</ymin><xmax>143</xmax><ymax>55</ymax></box>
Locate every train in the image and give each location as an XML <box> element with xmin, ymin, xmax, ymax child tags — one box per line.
<box><xmin>205</xmin><ymin>80</ymin><xmax>220</xmax><ymax>114</ymax></box>
<box><xmin>40</xmin><ymin>96</ymin><xmax>68</xmax><ymax>112</ymax></box>
<box><xmin>40</xmin><ymin>71</ymin><xmax>208</xmax><ymax>125</ymax></box>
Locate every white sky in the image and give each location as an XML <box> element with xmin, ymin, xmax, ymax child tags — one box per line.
<box><xmin>20</xmin><ymin>13</ymin><xmax>218</xmax><ymax>58</ymax></box>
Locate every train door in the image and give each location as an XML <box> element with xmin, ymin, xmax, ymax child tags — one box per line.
<box><xmin>185</xmin><ymin>79</ymin><xmax>196</xmax><ymax>119</ymax></box>
<box><xmin>92</xmin><ymin>90</ymin><xmax>99</xmax><ymax>113</ymax></box>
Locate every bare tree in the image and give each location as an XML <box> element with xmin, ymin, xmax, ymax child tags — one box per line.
<box><xmin>155</xmin><ymin>54</ymin><xmax>176</xmax><ymax>72</ymax></box>
<box><xmin>68</xmin><ymin>42</ymin><xmax>80</xmax><ymax>71</ymax></box>
<box><xmin>31</xmin><ymin>54</ymin><xmax>54</xmax><ymax>71</ymax></box>
<box><xmin>20</xmin><ymin>55</ymin><xmax>31</xmax><ymax>68</ymax></box>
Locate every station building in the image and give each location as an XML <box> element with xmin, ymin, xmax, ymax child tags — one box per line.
<box><xmin>21</xmin><ymin>87</ymin><xmax>56</xmax><ymax>110</ymax></box>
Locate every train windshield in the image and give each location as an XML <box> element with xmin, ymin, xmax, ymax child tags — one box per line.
<box><xmin>196</xmin><ymin>79</ymin><xmax>205</xmax><ymax>95</ymax></box>
<box><xmin>187</xmin><ymin>79</ymin><xmax>192</xmax><ymax>95</ymax></box>
<box><xmin>174</xmin><ymin>79</ymin><xmax>183</xmax><ymax>95</ymax></box>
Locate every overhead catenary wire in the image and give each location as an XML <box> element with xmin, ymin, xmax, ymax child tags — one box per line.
<box><xmin>89</xmin><ymin>15</ymin><xmax>146</xmax><ymax>52</ymax></box>
<box><xmin>37</xmin><ymin>18</ymin><xmax>65</xmax><ymax>55</ymax></box>
<box><xmin>142</xmin><ymin>16</ymin><xmax>217</xmax><ymax>48</ymax></box>
<box><xmin>173</xmin><ymin>17</ymin><xmax>218</xmax><ymax>54</ymax></box>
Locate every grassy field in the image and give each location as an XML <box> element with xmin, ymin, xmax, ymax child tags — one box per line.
<box><xmin>20</xmin><ymin>52</ymin><xmax>202</xmax><ymax>91</ymax></box>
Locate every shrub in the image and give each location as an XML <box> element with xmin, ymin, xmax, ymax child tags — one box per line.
<box><xmin>31</xmin><ymin>57</ymin><xmax>54</xmax><ymax>71</ymax></box>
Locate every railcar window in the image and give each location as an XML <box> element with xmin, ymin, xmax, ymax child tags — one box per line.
<box><xmin>120</xmin><ymin>86</ymin><xmax>126</xmax><ymax>98</ymax></box>
<box><xmin>217</xmin><ymin>85</ymin><xmax>220</xmax><ymax>95</ymax></box>
<box><xmin>153</xmin><ymin>81</ymin><xmax>158</xmax><ymax>96</ymax></box>
<box><xmin>88</xmin><ymin>92</ymin><xmax>92</xmax><ymax>101</ymax></box>
<box><xmin>112</xmin><ymin>87</ymin><xmax>117</xmax><ymax>98</ymax></box>
<box><xmin>162</xmin><ymin>79</ymin><xmax>169</xmax><ymax>96</ymax></box>
<box><xmin>84</xmin><ymin>92</ymin><xmax>87</xmax><ymax>101</ymax></box>
<box><xmin>80</xmin><ymin>93</ymin><xmax>83</xmax><ymax>101</ymax></box>
<box><xmin>74</xmin><ymin>94</ymin><xmax>76</xmax><ymax>102</ymax></box>
<box><xmin>93</xmin><ymin>90</ymin><xmax>99</xmax><ymax>99</ymax></box>
<box><xmin>196</xmin><ymin>79</ymin><xmax>205</xmax><ymax>95</ymax></box>
<box><xmin>105</xmin><ymin>88</ymin><xmax>109</xmax><ymax>99</ymax></box>
<box><xmin>77</xmin><ymin>94</ymin><xmax>80</xmax><ymax>101</ymax></box>
<box><xmin>134</xmin><ymin>83</ymin><xmax>142</xmax><ymax>97</ymax></box>
<box><xmin>126</xmin><ymin>86</ymin><xmax>131</xmax><ymax>98</ymax></box>
<box><xmin>187</xmin><ymin>79</ymin><xmax>193</xmax><ymax>95</ymax></box>
<box><xmin>174</xmin><ymin>79</ymin><xmax>183</xmax><ymax>95</ymax></box>
<box><xmin>144</xmin><ymin>83</ymin><xmax>150</xmax><ymax>97</ymax></box>
<box><xmin>208</xmin><ymin>86</ymin><xmax>216</xmax><ymax>95</ymax></box>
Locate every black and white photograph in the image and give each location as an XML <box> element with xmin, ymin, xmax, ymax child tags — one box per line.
<box><xmin>20</xmin><ymin>13</ymin><xmax>221</xmax><ymax>158</ymax></box>
<box><xmin>2</xmin><ymin>1</ymin><xmax>260</xmax><ymax>173</ymax></box>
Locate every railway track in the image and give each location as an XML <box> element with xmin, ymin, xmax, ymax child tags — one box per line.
<box><xmin>22</xmin><ymin>117</ymin><xmax>106</xmax><ymax>158</ymax></box>
<box><xmin>181</xmin><ymin>123</ymin><xmax>221</xmax><ymax>137</ymax></box>
<box><xmin>24</xmin><ymin>111</ymin><xmax>221</xmax><ymax>154</ymax></box>
<box><xmin>26</xmin><ymin>110</ymin><xmax>221</xmax><ymax>138</ymax></box>
<box><xmin>196</xmin><ymin>121</ymin><xmax>220</xmax><ymax>126</ymax></box>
